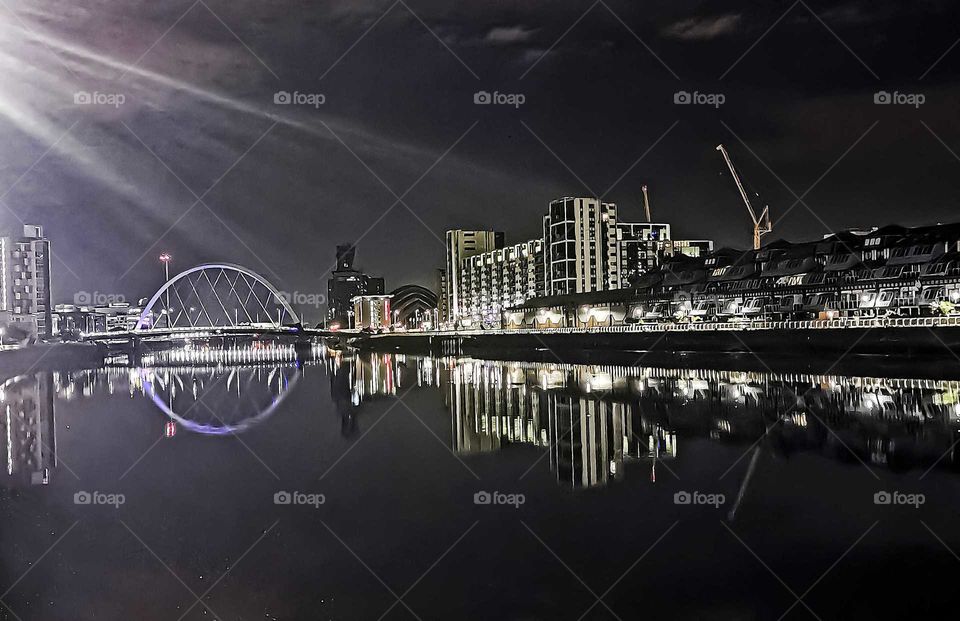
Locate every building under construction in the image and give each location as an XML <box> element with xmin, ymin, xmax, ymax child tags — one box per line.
<box><xmin>503</xmin><ymin>221</ymin><xmax>960</xmax><ymax>327</ymax></box>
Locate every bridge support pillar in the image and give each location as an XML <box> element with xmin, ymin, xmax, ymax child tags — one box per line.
<box><xmin>127</xmin><ymin>337</ymin><xmax>144</xmax><ymax>366</ymax></box>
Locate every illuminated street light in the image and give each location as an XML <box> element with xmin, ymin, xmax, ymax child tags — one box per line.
<box><xmin>159</xmin><ymin>253</ymin><xmax>172</xmax><ymax>328</ymax></box>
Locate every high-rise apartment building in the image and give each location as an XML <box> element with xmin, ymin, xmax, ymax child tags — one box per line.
<box><xmin>0</xmin><ymin>225</ymin><xmax>52</xmax><ymax>339</ymax></box>
<box><xmin>456</xmin><ymin>238</ymin><xmax>545</xmax><ymax>324</ymax></box>
<box><xmin>442</xmin><ymin>197</ymin><xmax>714</xmax><ymax>324</ymax></box>
<box><xmin>444</xmin><ymin>230</ymin><xmax>503</xmax><ymax>323</ymax></box>
<box><xmin>542</xmin><ymin>198</ymin><xmax>620</xmax><ymax>296</ymax></box>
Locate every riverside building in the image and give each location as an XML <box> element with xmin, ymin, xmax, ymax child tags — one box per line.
<box><xmin>443</xmin><ymin>230</ymin><xmax>504</xmax><ymax>324</ymax></box>
<box><xmin>443</xmin><ymin>197</ymin><xmax>708</xmax><ymax>326</ymax></box>
<box><xmin>502</xmin><ymin>221</ymin><xmax>960</xmax><ymax>330</ymax></box>
<box><xmin>0</xmin><ymin>225</ymin><xmax>52</xmax><ymax>339</ymax></box>
<box><xmin>454</xmin><ymin>238</ymin><xmax>545</xmax><ymax>326</ymax></box>
<box><xmin>543</xmin><ymin>197</ymin><xmax>621</xmax><ymax>295</ymax></box>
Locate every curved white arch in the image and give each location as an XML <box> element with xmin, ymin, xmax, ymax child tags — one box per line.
<box><xmin>135</xmin><ymin>263</ymin><xmax>300</xmax><ymax>330</ymax></box>
<box><xmin>140</xmin><ymin>364</ymin><xmax>300</xmax><ymax>435</ymax></box>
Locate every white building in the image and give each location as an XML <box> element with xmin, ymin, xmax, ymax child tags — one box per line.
<box><xmin>0</xmin><ymin>225</ymin><xmax>52</xmax><ymax>339</ymax></box>
<box><xmin>443</xmin><ymin>197</ymin><xmax>715</xmax><ymax>324</ymax></box>
<box><xmin>92</xmin><ymin>302</ymin><xmax>148</xmax><ymax>332</ymax></box>
<box><xmin>352</xmin><ymin>294</ymin><xmax>392</xmax><ymax>330</ymax></box>
<box><xmin>543</xmin><ymin>197</ymin><xmax>620</xmax><ymax>295</ymax></box>
<box><xmin>444</xmin><ymin>230</ymin><xmax>503</xmax><ymax>323</ymax></box>
<box><xmin>456</xmin><ymin>238</ymin><xmax>545</xmax><ymax>326</ymax></box>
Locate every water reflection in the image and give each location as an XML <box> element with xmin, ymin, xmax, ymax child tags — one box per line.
<box><xmin>4</xmin><ymin>347</ymin><xmax>960</xmax><ymax>493</ymax></box>
<box><xmin>140</xmin><ymin>365</ymin><xmax>302</xmax><ymax>435</ymax></box>
<box><xmin>342</xmin><ymin>352</ymin><xmax>960</xmax><ymax>489</ymax></box>
<box><xmin>52</xmin><ymin>364</ymin><xmax>302</xmax><ymax>436</ymax></box>
<box><xmin>0</xmin><ymin>372</ymin><xmax>55</xmax><ymax>486</ymax></box>
<box><xmin>326</xmin><ymin>349</ymin><xmax>435</xmax><ymax>436</ymax></box>
<box><xmin>59</xmin><ymin>343</ymin><xmax>326</xmax><ymax>436</ymax></box>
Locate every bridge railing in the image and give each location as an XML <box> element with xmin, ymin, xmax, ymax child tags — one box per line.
<box><xmin>80</xmin><ymin>324</ymin><xmax>329</xmax><ymax>342</ymax></box>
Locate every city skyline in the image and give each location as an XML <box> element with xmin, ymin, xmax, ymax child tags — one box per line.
<box><xmin>35</xmin><ymin>201</ymin><xmax>960</xmax><ymax>329</ymax></box>
<box><xmin>5</xmin><ymin>3</ymin><xmax>960</xmax><ymax>618</ymax></box>
<box><xmin>2</xmin><ymin>0</ymin><xmax>960</xmax><ymax>304</ymax></box>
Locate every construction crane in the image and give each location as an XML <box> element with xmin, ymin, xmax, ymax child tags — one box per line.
<box><xmin>641</xmin><ymin>184</ymin><xmax>652</xmax><ymax>222</ymax></box>
<box><xmin>716</xmin><ymin>144</ymin><xmax>771</xmax><ymax>250</ymax></box>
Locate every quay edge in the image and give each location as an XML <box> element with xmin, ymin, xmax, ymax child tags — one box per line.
<box><xmin>0</xmin><ymin>342</ymin><xmax>106</xmax><ymax>376</ymax></box>
<box><xmin>352</xmin><ymin>326</ymin><xmax>960</xmax><ymax>375</ymax></box>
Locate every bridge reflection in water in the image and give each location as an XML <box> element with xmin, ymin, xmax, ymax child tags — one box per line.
<box><xmin>341</xmin><ymin>352</ymin><xmax>960</xmax><ymax>489</ymax></box>
<box><xmin>53</xmin><ymin>343</ymin><xmax>322</xmax><ymax>436</ymax></box>
<box><xmin>139</xmin><ymin>365</ymin><xmax>301</xmax><ymax>435</ymax></box>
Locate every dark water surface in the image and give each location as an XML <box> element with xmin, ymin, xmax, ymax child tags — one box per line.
<box><xmin>2</xmin><ymin>348</ymin><xmax>960</xmax><ymax>619</ymax></box>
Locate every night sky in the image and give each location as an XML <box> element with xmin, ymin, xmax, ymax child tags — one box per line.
<box><xmin>1</xmin><ymin>0</ymin><xmax>959</xmax><ymax>322</ymax></box>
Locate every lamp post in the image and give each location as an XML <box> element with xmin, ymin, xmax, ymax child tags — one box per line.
<box><xmin>159</xmin><ymin>253</ymin><xmax>172</xmax><ymax>327</ymax></box>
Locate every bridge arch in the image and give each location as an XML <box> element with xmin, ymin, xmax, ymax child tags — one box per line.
<box><xmin>136</xmin><ymin>263</ymin><xmax>299</xmax><ymax>330</ymax></box>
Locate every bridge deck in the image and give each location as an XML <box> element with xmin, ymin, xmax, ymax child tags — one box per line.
<box><xmin>83</xmin><ymin>326</ymin><xmax>334</xmax><ymax>342</ymax></box>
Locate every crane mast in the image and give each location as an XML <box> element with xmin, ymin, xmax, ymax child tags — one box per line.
<box><xmin>716</xmin><ymin>144</ymin><xmax>771</xmax><ymax>250</ymax></box>
<box><xmin>641</xmin><ymin>184</ymin><xmax>652</xmax><ymax>222</ymax></box>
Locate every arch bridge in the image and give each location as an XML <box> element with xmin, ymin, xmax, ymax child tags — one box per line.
<box><xmin>137</xmin><ymin>263</ymin><xmax>299</xmax><ymax>331</ymax></box>
<box><xmin>84</xmin><ymin>264</ymin><xmax>333</xmax><ymax>346</ymax></box>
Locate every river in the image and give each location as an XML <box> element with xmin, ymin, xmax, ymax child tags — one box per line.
<box><xmin>1</xmin><ymin>346</ymin><xmax>959</xmax><ymax>619</ymax></box>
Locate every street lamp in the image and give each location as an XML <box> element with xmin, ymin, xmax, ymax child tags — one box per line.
<box><xmin>159</xmin><ymin>253</ymin><xmax>172</xmax><ymax>327</ymax></box>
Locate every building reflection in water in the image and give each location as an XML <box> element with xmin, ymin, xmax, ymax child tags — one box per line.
<box><xmin>326</xmin><ymin>349</ymin><xmax>436</xmax><ymax>437</ymax></box>
<box><xmin>340</xmin><ymin>352</ymin><xmax>960</xmax><ymax>489</ymax></box>
<box><xmin>0</xmin><ymin>372</ymin><xmax>55</xmax><ymax>487</ymax></box>
<box><xmin>6</xmin><ymin>348</ymin><xmax>960</xmax><ymax>491</ymax></box>
<box><xmin>448</xmin><ymin>362</ymin><xmax>667</xmax><ymax>488</ymax></box>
